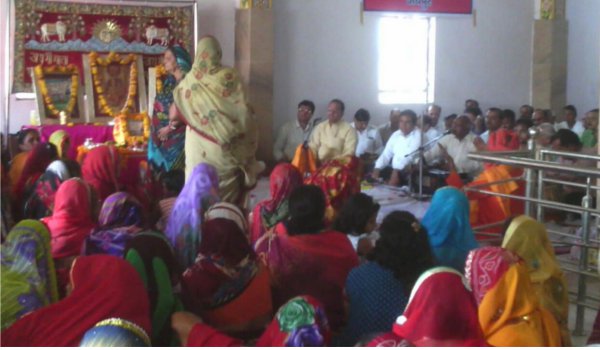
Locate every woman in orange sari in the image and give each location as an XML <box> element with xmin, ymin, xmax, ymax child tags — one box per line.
<box><xmin>173</xmin><ymin>36</ymin><xmax>260</xmax><ymax>206</ymax></box>
<box><xmin>254</xmin><ymin>185</ymin><xmax>359</xmax><ymax>332</ymax></box>
<box><xmin>465</xmin><ymin>246</ymin><xmax>562</xmax><ymax>346</ymax></box>
<box><xmin>8</xmin><ymin>129</ymin><xmax>40</xmax><ymax>188</ymax></box>
<box><xmin>502</xmin><ymin>215</ymin><xmax>571</xmax><ymax>346</ymax></box>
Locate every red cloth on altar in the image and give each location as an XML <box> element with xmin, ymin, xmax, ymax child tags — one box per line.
<box><xmin>30</xmin><ymin>124</ymin><xmax>114</xmax><ymax>160</ymax></box>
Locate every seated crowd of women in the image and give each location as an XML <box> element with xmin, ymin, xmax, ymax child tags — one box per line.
<box><xmin>0</xmin><ymin>132</ymin><xmax>593</xmax><ymax>346</ymax></box>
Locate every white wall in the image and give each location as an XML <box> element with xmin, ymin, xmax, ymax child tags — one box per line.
<box><xmin>273</xmin><ymin>0</ymin><xmax>535</xmax><ymax>132</ymax></box>
<box><xmin>566</xmin><ymin>0</ymin><xmax>600</xmax><ymax>114</ymax></box>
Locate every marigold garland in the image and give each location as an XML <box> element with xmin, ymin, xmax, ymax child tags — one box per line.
<box><xmin>113</xmin><ymin>112</ymin><xmax>151</xmax><ymax>147</ymax></box>
<box><xmin>155</xmin><ymin>64</ymin><xmax>167</xmax><ymax>94</ymax></box>
<box><xmin>33</xmin><ymin>64</ymin><xmax>79</xmax><ymax>118</ymax></box>
<box><xmin>89</xmin><ymin>51</ymin><xmax>138</xmax><ymax>117</ymax></box>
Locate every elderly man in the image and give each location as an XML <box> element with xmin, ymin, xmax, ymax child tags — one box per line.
<box><xmin>372</xmin><ymin>109</ymin><xmax>421</xmax><ymax>186</ymax></box>
<box><xmin>273</xmin><ymin>100</ymin><xmax>318</xmax><ymax>162</ymax></box>
<box><xmin>309</xmin><ymin>99</ymin><xmax>357</xmax><ymax>164</ymax></box>
<box><xmin>377</xmin><ymin>109</ymin><xmax>402</xmax><ymax>146</ymax></box>
<box><xmin>426</xmin><ymin>104</ymin><xmax>444</xmax><ymax>133</ymax></box>
<box><xmin>424</xmin><ymin>114</ymin><xmax>483</xmax><ymax>179</ymax></box>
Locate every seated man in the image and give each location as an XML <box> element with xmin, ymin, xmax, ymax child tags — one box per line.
<box><xmin>372</xmin><ymin>110</ymin><xmax>421</xmax><ymax>186</ymax></box>
<box><xmin>273</xmin><ymin>100</ymin><xmax>318</xmax><ymax>162</ymax></box>
<box><xmin>532</xmin><ymin>108</ymin><xmax>552</xmax><ymax>126</ymax></box>
<box><xmin>482</xmin><ymin>108</ymin><xmax>519</xmax><ymax>151</ymax></box>
<box><xmin>514</xmin><ymin>117</ymin><xmax>534</xmax><ymax>149</ymax></box>
<box><xmin>519</xmin><ymin>104</ymin><xmax>534</xmax><ymax>120</ymax></box>
<box><xmin>443</xmin><ymin>114</ymin><xmax>457</xmax><ymax>131</ymax></box>
<box><xmin>421</xmin><ymin>115</ymin><xmax>441</xmax><ymax>144</ymax></box>
<box><xmin>352</xmin><ymin>109</ymin><xmax>383</xmax><ymax>174</ymax></box>
<box><xmin>309</xmin><ymin>99</ymin><xmax>357</xmax><ymax>165</ymax></box>
<box><xmin>534</xmin><ymin>122</ymin><xmax>556</xmax><ymax>147</ymax></box>
<box><xmin>352</xmin><ymin>108</ymin><xmax>383</xmax><ymax>158</ymax></box>
<box><xmin>377</xmin><ymin>109</ymin><xmax>402</xmax><ymax>146</ymax></box>
<box><xmin>555</xmin><ymin>105</ymin><xmax>585</xmax><ymax>137</ymax></box>
<box><xmin>426</xmin><ymin>104</ymin><xmax>444</xmax><ymax>133</ymax></box>
<box><xmin>501</xmin><ymin>109</ymin><xmax>516</xmax><ymax>130</ymax></box>
<box><xmin>424</xmin><ymin>114</ymin><xmax>483</xmax><ymax>179</ymax></box>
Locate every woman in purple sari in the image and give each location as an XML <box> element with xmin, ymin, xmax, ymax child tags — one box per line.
<box><xmin>83</xmin><ymin>192</ymin><xmax>144</xmax><ymax>257</ymax></box>
<box><xmin>165</xmin><ymin>163</ymin><xmax>220</xmax><ymax>269</ymax></box>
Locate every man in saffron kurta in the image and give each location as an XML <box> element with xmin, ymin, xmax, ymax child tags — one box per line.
<box><xmin>309</xmin><ymin>99</ymin><xmax>357</xmax><ymax>165</ymax></box>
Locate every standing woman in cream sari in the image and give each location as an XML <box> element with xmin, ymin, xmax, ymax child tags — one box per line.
<box><xmin>173</xmin><ymin>36</ymin><xmax>260</xmax><ymax>206</ymax></box>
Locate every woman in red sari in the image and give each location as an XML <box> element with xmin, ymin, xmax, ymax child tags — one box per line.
<box><xmin>0</xmin><ymin>255</ymin><xmax>151</xmax><ymax>347</ymax></box>
<box><xmin>305</xmin><ymin>155</ymin><xmax>361</xmax><ymax>225</ymax></box>
<box><xmin>181</xmin><ymin>217</ymin><xmax>272</xmax><ymax>340</ymax></box>
<box><xmin>250</xmin><ymin>163</ymin><xmax>303</xmax><ymax>244</ymax></box>
<box><xmin>41</xmin><ymin>178</ymin><xmax>97</xmax><ymax>296</ymax></box>
<box><xmin>81</xmin><ymin>145</ymin><xmax>120</xmax><ymax>202</ymax></box>
<box><xmin>254</xmin><ymin>185</ymin><xmax>359</xmax><ymax>332</ymax></box>
<box><xmin>368</xmin><ymin>267</ymin><xmax>487</xmax><ymax>347</ymax></box>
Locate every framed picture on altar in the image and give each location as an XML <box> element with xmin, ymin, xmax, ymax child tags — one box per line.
<box><xmin>30</xmin><ymin>65</ymin><xmax>85</xmax><ymax>125</ymax></box>
<box><xmin>83</xmin><ymin>52</ymin><xmax>148</xmax><ymax>124</ymax></box>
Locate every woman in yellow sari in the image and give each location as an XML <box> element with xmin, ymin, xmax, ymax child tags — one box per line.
<box><xmin>502</xmin><ymin>215</ymin><xmax>572</xmax><ymax>346</ymax></box>
<box><xmin>173</xmin><ymin>36</ymin><xmax>260</xmax><ymax>206</ymax></box>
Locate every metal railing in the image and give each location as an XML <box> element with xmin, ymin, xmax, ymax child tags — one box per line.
<box><xmin>465</xmin><ymin>143</ymin><xmax>600</xmax><ymax>336</ymax></box>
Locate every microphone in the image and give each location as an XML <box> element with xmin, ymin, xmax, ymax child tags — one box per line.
<box><xmin>442</xmin><ymin>129</ymin><xmax>452</xmax><ymax>136</ymax></box>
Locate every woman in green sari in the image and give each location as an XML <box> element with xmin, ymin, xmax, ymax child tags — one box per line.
<box><xmin>173</xmin><ymin>36</ymin><xmax>261</xmax><ymax>206</ymax></box>
<box><xmin>1</xmin><ymin>219</ymin><xmax>58</xmax><ymax>330</ymax></box>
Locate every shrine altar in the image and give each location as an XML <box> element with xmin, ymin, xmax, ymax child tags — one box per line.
<box><xmin>28</xmin><ymin>124</ymin><xmax>114</xmax><ymax>160</ymax></box>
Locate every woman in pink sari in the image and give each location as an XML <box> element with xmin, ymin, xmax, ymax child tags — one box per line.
<box><xmin>250</xmin><ymin>163</ymin><xmax>302</xmax><ymax>243</ymax></box>
<box><xmin>254</xmin><ymin>185</ymin><xmax>359</xmax><ymax>332</ymax></box>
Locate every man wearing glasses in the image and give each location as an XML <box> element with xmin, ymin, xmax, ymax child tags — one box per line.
<box><xmin>273</xmin><ymin>100</ymin><xmax>319</xmax><ymax>162</ymax></box>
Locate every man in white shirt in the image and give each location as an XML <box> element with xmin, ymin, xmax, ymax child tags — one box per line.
<box><xmin>309</xmin><ymin>99</ymin><xmax>358</xmax><ymax>164</ymax></box>
<box><xmin>424</xmin><ymin>114</ymin><xmax>483</xmax><ymax>179</ymax></box>
<box><xmin>372</xmin><ymin>110</ymin><xmax>421</xmax><ymax>186</ymax></box>
<box><xmin>377</xmin><ymin>109</ymin><xmax>402</xmax><ymax>146</ymax></box>
<box><xmin>351</xmin><ymin>108</ymin><xmax>383</xmax><ymax>157</ymax></box>
<box><xmin>273</xmin><ymin>100</ymin><xmax>317</xmax><ymax>162</ymax></box>
<box><xmin>555</xmin><ymin>105</ymin><xmax>585</xmax><ymax>137</ymax></box>
<box><xmin>421</xmin><ymin>115</ymin><xmax>441</xmax><ymax>144</ymax></box>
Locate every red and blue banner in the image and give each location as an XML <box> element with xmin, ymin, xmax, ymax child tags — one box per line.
<box><xmin>364</xmin><ymin>0</ymin><xmax>472</xmax><ymax>14</ymax></box>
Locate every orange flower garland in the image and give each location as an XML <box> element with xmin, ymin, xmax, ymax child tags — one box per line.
<box><xmin>33</xmin><ymin>64</ymin><xmax>79</xmax><ymax>118</ymax></box>
<box><xmin>113</xmin><ymin>112</ymin><xmax>151</xmax><ymax>147</ymax></box>
<box><xmin>89</xmin><ymin>51</ymin><xmax>138</xmax><ymax>117</ymax></box>
<box><xmin>155</xmin><ymin>64</ymin><xmax>167</xmax><ymax>94</ymax></box>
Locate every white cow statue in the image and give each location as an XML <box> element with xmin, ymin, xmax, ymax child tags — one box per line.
<box><xmin>145</xmin><ymin>25</ymin><xmax>169</xmax><ymax>46</ymax></box>
<box><xmin>40</xmin><ymin>21</ymin><xmax>67</xmax><ymax>42</ymax></box>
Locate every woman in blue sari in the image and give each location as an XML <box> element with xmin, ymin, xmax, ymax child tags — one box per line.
<box><xmin>148</xmin><ymin>46</ymin><xmax>192</xmax><ymax>175</ymax></box>
<box><xmin>421</xmin><ymin>187</ymin><xmax>478</xmax><ymax>271</ymax></box>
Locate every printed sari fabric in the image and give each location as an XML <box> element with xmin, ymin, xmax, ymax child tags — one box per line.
<box><xmin>22</xmin><ymin>160</ymin><xmax>71</xmax><ymax>220</ymax></box>
<box><xmin>166</xmin><ymin>163</ymin><xmax>220</xmax><ymax>269</ymax></box>
<box><xmin>421</xmin><ymin>187</ymin><xmax>478</xmax><ymax>271</ymax></box>
<box><xmin>81</xmin><ymin>145</ymin><xmax>120</xmax><ymax>203</ymax></box>
<box><xmin>254</xmin><ymin>222</ymin><xmax>359</xmax><ymax>332</ymax></box>
<box><xmin>8</xmin><ymin>151</ymin><xmax>29</xmax><ymax>189</ymax></box>
<box><xmin>41</xmin><ymin>178</ymin><xmax>96</xmax><ymax>260</ymax></box>
<box><xmin>124</xmin><ymin>231</ymin><xmax>183</xmax><ymax>346</ymax></box>
<box><xmin>147</xmin><ymin>46</ymin><xmax>191</xmax><ymax>174</ymax></box>
<box><xmin>186</xmin><ymin>295</ymin><xmax>331</xmax><ymax>347</ymax></box>
<box><xmin>0</xmin><ymin>220</ymin><xmax>58</xmax><ymax>331</ymax></box>
<box><xmin>305</xmin><ymin>155</ymin><xmax>361</xmax><ymax>225</ymax></box>
<box><xmin>502</xmin><ymin>215</ymin><xmax>571</xmax><ymax>346</ymax></box>
<box><xmin>173</xmin><ymin>36</ymin><xmax>260</xmax><ymax>205</ymax></box>
<box><xmin>0</xmin><ymin>255</ymin><xmax>151</xmax><ymax>347</ymax></box>
<box><xmin>49</xmin><ymin>130</ymin><xmax>70</xmax><ymax>159</ymax></box>
<box><xmin>182</xmin><ymin>218</ymin><xmax>272</xmax><ymax>339</ymax></box>
<box><xmin>12</xmin><ymin>143</ymin><xmax>58</xmax><ymax>219</ymax></box>
<box><xmin>391</xmin><ymin>267</ymin><xmax>488</xmax><ymax>347</ymax></box>
<box><xmin>84</xmin><ymin>192</ymin><xmax>143</xmax><ymax>257</ymax></box>
<box><xmin>250</xmin><ymin>163</ymin><xmax>302</xmax><ymax>244</ymax></box>
<box><xmin>465</xmin><ymin>247</ymin><xmax>562</xmax><ymax>346</ymax></box>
